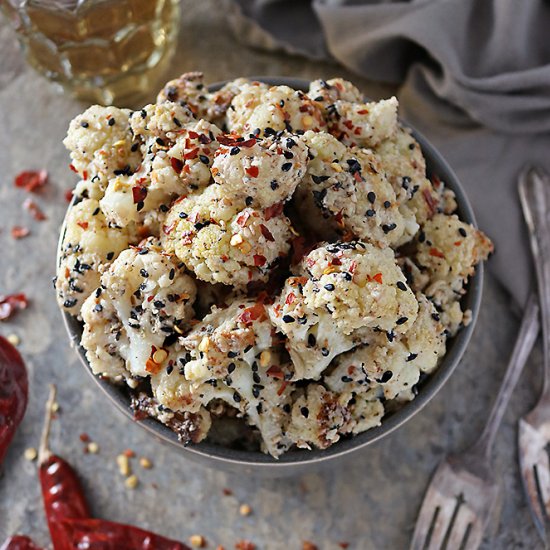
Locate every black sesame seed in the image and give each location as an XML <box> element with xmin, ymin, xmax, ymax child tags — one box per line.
<box><xmin>154</xmin><ymin>300</ymin><xmax>165</xmax><ymax>308</ymax></box>
<box><xmin>380</xmin><ymin>370</ymin><xmax>393</xmax><ymax>383</ymax></box>
<box><xmin>300</xmin><ymin>407</ymin><xmax>309</xmax><ymax>418</ymax></box>
<box><xmin>94</xmin><ymin>303</ymin><xmax>103</xmax><ymax>312</ymax></box>
<box><xmin>324</xmin><ymin>284</ymin><xmax>335</xmax><ymax>291</ymax></box>
<box><xmin>366</xmin><ymin>209</ymin><xmax>375</xmax><ymax>217</ymax></box>
<box><xmin>396</xmin><ymin>316</ymin><xmax>408</xmax><ymax>325</ymax></box>
<box><xmin>156</xmin><ymin>137</ymin><xmax>165</xmax><ymax>146</ymax></box>
<box><xmin>178</xmin><ymin>212</ymin><xmax>188</xmax><ymax>219</ymax></box>
<box><xmin>227</xmin><ymin>350</ymin><xmax>238</xmax><ymax>358</ymax></box>
<box><xmin>321</xmin><ymin>348</ymin><xmax>329</xmax><ymax>357</ymax></box>
<box><xmin>458</xmin><ymin>227</ymin><xmax>467</xmax><ymax>237</ymax></box>
<box><xmin>312</xmin><ymin>175</ymin><xmax>329</xmax><ymax>184</ymax></box>
<box><xmin>230</xmin><ymin>147</ymin><xmax>240</xmax><ymax>156</ymax></box>
<box><xmin>283</xmin><ymin>151</ymin><xmax>294</xmax><ymax>160</ymax></box>
<box><xmin>140</xmin><ymin>269</ymin><xmax>149</xmax><ymax>278</ymax></box>
<box><xmin>244</xmin><ymin>345</ymin><xmax>253</xmax><ymax>353</ymax></box>
<box><xmin>382</xmin><ymin>223</ymin><xmax>397</xmax><ymax>234</ymax></box>
<box><xmin>228</xmin><ymin>363</ymin><xmax>236</xmax><ymax>373</ymax></box>
<box><xmin>408</xmin><ymin>143</ymin><xmax>415</xmax><ymax>150</ymax></box>
<box><xmin>92</xmin><ymin>207</ymin><xmax>100</xmax><ymax>216</ymax></box>
<box><xmin>432</xmin><ymin>313</ymin><xmax>441</xmax><ymax>321</ymax></box>
<box><xmin>199</xmin><ymin>155</ymin><xmax>209</xmax><ymax>165</ymax></box>
<box><xmin>397</xmin><ymin>281</ymin><xmax>407</xmax><ymax>291</ymax></box>
<box><xmin>253</xmin><ymin>372</ymin><xmax>261</xmax><ymax>384</ymax></box>
<box><xmin>307</xmin><ymin>333</ymin><xmax>316</xmax><ymax>347</ymax></box>
<box><xmin>282</xmin><ymin>315</ymin><xmax>295</xmax><ymax>323</ymax></box>
<box><xmin>136</xmin><ymin>201</ymin><xmax>144</xmax><ymax>212</ymax></box>
<box><xmin>166</xmin><ymin>364</ymin><xmax>174</xmax><ymax>375</ymax></box>
<box><xmin>245</xmin><ymin>196</ymin><xmax>253</xmax><ymax>206</ymax></box>
<box><xmin>286</xmin><ymin>138</ymin><xmax>295</xmax><ymax>148</ymax></box>
<box><xmin>264</xmin><ymin>127</ymin><xmax>276</xmax><ymax>136</ymax></box>
<box><xmin>279</xmin><ymin>100</ymin><xmax>285</xmax><ymax>107</ymax></box>
<box><xmin>386</xmin><ymin>331</ymin><xmax>395</xmax><ymax>342</ymax></box>
<box><xmin>81</xmin><ymin>121</ymin><xmax>89</xmax><ymax>128</ymax></box>
<box><xmin>233</xmin><ymin>392</ymin><xmax>241</xmax><ymax>403</ymax></box>
<box><xmin>281</xmin><ymin>162</ymin><xmax>292</xmax><ymax>172</ymax></box>
<box><xmin>283</xmin><ymin>403</ymin><xmax>291</xmax><ymax>413</ymax></box>
<box><xmin>63</xmin><ymin>298</ymin><xmax>77</xmax><ymax>308</ymax></box>
<box><xmin>140</xmin><ymin>109</ymin><xmax>147</xmax><ymax>118</ymax></box>
<box><xmin>314</xmin><ymin>95</ymin><xmax>324</xmax><ymax>102</ymax></box>
<box><xmin>384</xmin><ymin>200</ymin><xmax>391</xmax><ymax>208</ymax></box>
<box><xmin>270</xmin><ymin>180</ymin><xmax>279</xmax><ymax>190</ymax></box>
<box><xmin>367</xmin><ymin>191</ymin><xmax>376</xmax><ymax>203</ymax></box>
<box><xmin>418</xmin><ymin>230</ymin><xmax>426</xmax><ymax>243</ymax></box>
<box><xmin>169</xmin><ymin>268</ymin><xmax>175</xmax><ymax>280</ymax></box>
<box><xmin>106</xmin><ymin>252</ymin><xmax>114</xmax><ymax>261</ymax></box>
<box><xmin>407</xmin><ymin>353</ymin><xmax>418</xmax><ymax>362</ymax></box>
<box><xmin>108</xmin><ymin>118</ymin><xmax>115</xmax><ymax>126</ymax></box>
<box><xmin>343</xmin><ymin>272</ymin><xmax>352</xmax><ymax>281</ymax></box>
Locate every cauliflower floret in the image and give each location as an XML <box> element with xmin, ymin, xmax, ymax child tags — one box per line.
<box><xmin>348</xmin><ymin>394</ymin><xmax>385</xmax><ymax>434</ymax></box>
<box><xmin>129</xmin><ymin>102</ymin><xmax>195</xmax><ymax>144</ymax></box>
<box><xmin>80</xmin><ymin>239</ymin><xmax>197</xmax><ymax>381</ymax></box>
<box><xmin>373</xmin><ymin>126</ymin><xmax>441</xmax><ymax>231</ymax></box>
<box><xmin>211</xmin><ymin>132</ymin><xmax>308</xmax><ymax>207</ymax></box>
<box><xmin>161</xmin><ymin>185</ymin><xmax>293</xmax><ymax>287</ymax></box>
<box><xmin>56</xmin><ymin>199</ymin><xmax>131</xmax><ymax>316</ymax></box>
<box><xmin>416</xmin><ymin>214</ymin><xmax>493</xmax><ymax>334</ymax></box>
<box><xmin>228</xmin><ymin>85</ymin><xmax>326</xmax><ymax>135</ymax></box>
<box><xmin>308</xmin><ymin>78</ymin><xmax>364</xmax><ymax>106</ymax></box>
<box><xmin>156</xmin><ymin>71</ymin><xmax>211</xmax><ymax>119</ymax></box>
<box><xmin>297</xmin><ymin>131</ymin><xmax>414</xmax><ymax>247</ymax></box>
<box><xmin>327</xmin><ymin>97</ymin><xmax>398</xmax><ymax>148</ymax></box>
<box><xmin>207</xmin><ymin>78</ymin><xmax>262</xmax><ymax>126</ymax></box>
<box><xmin>63</xmin><ymin>106</ymin><xmax>142</xmax><ymax>196</ymax></box>
<box><xmin>287</xmin><ymin>385</ymin><xmax>352</xmax><ymax>450</ymax></box>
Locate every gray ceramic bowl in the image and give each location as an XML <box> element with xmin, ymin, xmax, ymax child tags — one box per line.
<box><xmin>59</xmin><ymin>77</ymin><xmax>483</xmax><ymax>477</ymax></box>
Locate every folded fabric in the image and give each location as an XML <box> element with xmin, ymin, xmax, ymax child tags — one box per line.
<box><xmin>227</xmin><ymin>0</ymin><xmax>550</xmax><ymax>308</ymax></box>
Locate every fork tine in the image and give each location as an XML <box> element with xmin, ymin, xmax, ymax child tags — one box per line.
<box><xmin>425</xmin><ymin>493</ymin><xmax>459</xmax><ymax>550</ymax></box>
<box><xmin>445</xmin><ymin>504</ymin><xmax>480</xmax><ymax>550</ymax></box>
<box><xmin>519</xmin><ymin>419</ymin><xmax>549</xmax><ymax>543</ymax></box>
<box><xmin>410</xmin><ymin>489</ymin><xmax>441</xmax><ymax>550</ymax></box>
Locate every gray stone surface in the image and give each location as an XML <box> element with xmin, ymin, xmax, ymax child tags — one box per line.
<box><xmin>0</xmin><ymin>2</ymin><xmax>542</xmax><ymax>548</ymax></box>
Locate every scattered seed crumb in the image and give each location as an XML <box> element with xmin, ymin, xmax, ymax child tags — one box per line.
<box><xmin>222</xmin><ymin>488</ymin><xmax>233</xmax><ymax>496</ymax></box>
<box><xmin>189</xmin><ymin>534</ymin><xmax>206</xmax><ymax>548</ymax></box>
<box><xmin>116</xmin><ymin>453</ymin><xmax>131</xmax><ymax>477</ymax></box>
<box><xmin>235</xmin><ymin>541</ymin><xmax>255</xmax><ymax>550</ymax></box>
<box><xmin>216</xmin><ymin>546</ymin><xmax>226</xmax><ymax>550</ymax></box>
<box><xmin>79</xmin><ymin>433</ymin><xmax>90</xmax><ymax>442</ymax></box>
<box><xmin>338</xmin><ymin>543</ymin><xmax>350</xmax><ymax>549</ymax></box>
<box><xmin>139</xmin><ymin>457</ymin><xmax>152</xmax><ymax>469</ymax></box>
<box><xmin>123</xmin><ymin>448</ymin><xmax>135</xmax><ymax>458</ymax></box>
<box><xmin>87</xmin><ymin>442</ymin><xmax>99</xmax><ymax>454</ymax></box>
<box><xmin>51</xmin><ymin>401</ymin><xmax>60</xmax><ymax>413</ymax></box>
<box><xmin>7</xmin><ymin>334</ymin><xmax>20</xmax><ymax>346</ymax></box>
<box><xmin>11</xmin><ymin>226</ymin><xmax>30</xmax><ymax>239</ymax></box>
<box><xmin>239</xmin><ymin>504</ymin><xmax>252</xmax><ymax>516</ymax></box>
<box><xmin>302</xmin><ymin>543</ymin><xmax>318</xmax><ymax>550</ymax></box>
<box><xmin>24</xmin><ymin>447</ymin><xmax>37</xmax><ymax>461</ymax></box>
<box><xmin>124</xmin><ymin>474</ymin><xmax>139</xmax><ymax>489</ymax></box>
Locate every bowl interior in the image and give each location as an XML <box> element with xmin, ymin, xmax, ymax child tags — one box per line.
<box><xmin>60</xmin><ymin>77</ymin><xmax>483</xmax><ymax>473</ymax></box>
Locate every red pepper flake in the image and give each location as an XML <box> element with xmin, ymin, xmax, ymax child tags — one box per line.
<box><xmin>162</xmin><ymin>222</ymin><xmax>175</xmax><ymax>235</ymax></box>
<box><xmin>123</xmin><ymin>448</ymin><xmax>135</xmax><ymax>458</ymax></box>
<box><xmin>285</xmin><ymin>292</ymin><xmax>296</xmax><ymax>305</ymax></box>
<box><xmin>76</xmin><ymin>221</ymin><xmax>89</xmax><ymax>230</ymax></box>
<box><xmin>222</xmin><ymin>488</ymin><xmax>233</xmax><ymax>496</ymax></box>
<box><xmin>338</xmin><ymin>543</ymin><xmax>350</xmax><ymax>549</ymax></box>
<box><xmin>11</xmin><ymin>226</ymin><xmax>30</xmax><ymax>239</ymax></box>
<box><xmin>357</xmin><ymin>109</ymin><xmax>369</xmax><ymax>115</ymax></box>
<box><xmin>65</xmin><ymin>189</ymin><xmax>74</xmax><ymax>203</ymax></box>
<box><xmin>181</xmin><ymin>230</ymin><xmax>195</xmax><ymax>245</ymax></box>
<box><xmin>218</xmin><ymin>135</ymin><xmax>256</xmax><ymax>148</ymax></box>
<box><xmin>188</xmin><ymin>130</ymin><xmax>199</xmax><ymax>139</ymax></box>
<box><xmin>423</xmin><ymin>188</ymin><xmax>439</xmax><ymax>217</ymax></box>
<box><xmin>265</xmin><ymin>202</ymin><xmax>284</xmax><ymax>221</ymax></box>
<box><xmin>343</xmin><ymin>120</ymin><xmax>354</xmax><ymax>130</ymax></box>
<box><xmin>277</xmin><ymin>380</ymin><xmax>289</xmax><ymax>396</ymax></box>
<box><xmin>431</xmin><ymin>174</ymin><xmax>442</xmax><ymax>189</ymax></box>
<box><xmin>429</xmin><ymin>247</ymin><xmax>445</xmax><ymax>258</ymax></box>
<box><xmin>302</xmin><ymin>542</ymin><xmax>319</xmax><ymax>550</ymax></box>
<box><xmin>454</xmin><ymin>240</ymin><xmax>462</xmax><ymax>246</ymax></box>
<box><xmin>235</xmin><ymin>542</ymin><xmax>256</xmax><ymax>550</ymax></box>
<box><xmin>331</xmin><ymin>257</ymin><xmax>342</xmax><ymax>266</ymax></box>
<box><xmin>23</xmin><ymin>198</ymin><xmax>47</xmax><ymax>221</ymax></box>
<box><xmin>238</xmin><ymin>303</ymin><xmax>266</xmax><ymax>325</ymax></box>
<box><xmin>69</xmin><ymin>164</ymin><xmax>78</xmax><ymax>173</ymax></box>
<box><xmin>266</xmin><ymin>365</ymin><xmax>285</xmax><ymax>380</ymax></box>
<box><xmin>170</xmin><ymin>157</ymin><xmax>184</xmax><ymax>173</ymax></box>
<box><xmin>145</xmin><ymin>357</ymin><xmax>162</xmax><ymax>374</ymax></box>
<box><xmin>259</xmin><ymin>224</ymin><xmax>275</xmax><ymax>242</ymax></box>
<box><xmin>353</xmin><ymin>171</ymin><xmax>362</xmax><ymax>183</ymax></box>
<box><xmin>236</xmin><ymin>212</ymin><xmax>251</xmax><ymax>227</ymax></box>
<box><xmin>132</xmin><ymin>185</ymin><xmax>148</xmax><ymax>204</ymax></box>
<box><xmin>79</xmin><ymin>433</ymin><xmax>90</xmax><ymax>443</ymax></box>
<box><xmin>184</xmin><ymin>148</ymin><xmax>199</xmax><ymax>160</ymax></box>
<box><xmin>0</xmin><ymin>293</ymin><xmax>29</xmax><ymax>320</ymax></box>
<box><xmin>82</xmin><ymin>170</ymin><xmax>88</xmax><ymax>181</ymax></box>
<box><xmin>14</xmin><ymin>169</ymin><xmax>48</xmax><ymax>192</ymax></box>
<box><xmin>253</xmin><ymin>254</ymin><xmax>266</xmax><ymax>267</ymax></box>
<box><xmin>372</xmin><ymin>272</ymin><xmax>383</xmax><ymax>284</ymax></box>
<box><xmin>245</xmin><ymin>165</ymin><xmax>259</xmax><ymax>178</ymax></box>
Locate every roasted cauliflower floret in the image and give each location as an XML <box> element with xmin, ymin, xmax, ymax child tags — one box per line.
<box><xmin>80</xmin><ymin>239</ymin><xmax>197</xmax><ymax>381</ymax></box>
<box><xmin>211</xmin><ymin>132</ymin><xmax>308</xmax><ymax>207</ymax></box>
<box><xmin>63</xmin><ymin>106</ymin><xmax>142</xmax><ymax>197</ymax></box>
<box><xmin>56</xmin><ymin>199</ymin><xmax>131</xmax><ymax>316</ymax></box>
<box><xmin>207</xmin><ymin>78</ymin><xmax>262</xmax><ymax>126</ymax></box>
<box><xmin>156</xmin><ymin>71</ymin><xmax>211</xmax><ymax>119</ymax></box>
<box><xmin>161</xmin><ymin>185</ymin><xmax>293</xmax><ymax>287</ymax></box>
<box><xmin>308</xmin><ymin>78</ymin><xmax>364</xmax><ymax>106</ymax></box>
<box><xmin>297</xmin><ymin>130</ymin><xmax>415</xmax><ymax>246</ymax></box>
<box><xmin>129</xmin><ymin>102</ymin><xmax>195</xmax><ymax>144</ymax></box>
<box><xmin>327</xmin><ymin>97</ymin><xmax>398</xmax><ymax>148</ymax></box>
<box><xmin>227</xmin><ymin>84</ymin><xmax>326</xmax><ymax>135</ymax></box>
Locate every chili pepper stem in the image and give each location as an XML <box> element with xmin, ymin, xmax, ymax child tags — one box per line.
<box><xmin>38</xmin><ymin>384</ymin><xmax>57</xmax><ymax>465</ymax></box>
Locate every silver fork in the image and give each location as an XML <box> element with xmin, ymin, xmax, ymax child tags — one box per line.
<box><xmin>411</xmin><ymin>293</ymin><xmax>539</xmax><ymax>550</ymax></box>
<box><xmin>518</xmin><ymin>166</ymin><xmax>550</xmax><ymax>543</ymax></box>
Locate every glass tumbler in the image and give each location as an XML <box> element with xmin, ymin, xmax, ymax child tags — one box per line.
<box><xmin>0</xmin><ymin>0</ymin><xmax>181</xmax><ymax>105</ymax></box>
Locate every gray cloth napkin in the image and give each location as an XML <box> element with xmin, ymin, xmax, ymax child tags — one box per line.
<box><xmin>226</xmin><ymin>0</ymin><xmax>550</xmax><ymax>308</ymax></box>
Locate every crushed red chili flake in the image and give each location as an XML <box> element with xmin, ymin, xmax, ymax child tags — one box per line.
<box><xmin>245</xmin><ymin>166</ymin><xmax>259</xmax><ymax>178</ymax></box>
<box><xmin>266</xmin><ymin>365</ymin><xmax>284</xmax><ymax>380</ymax></box>
<box><xmin>123</xmin><ymin>449</ymin><xmax>135</xmax><ymax>458</ymax></box>
<box><xmin>11</xmin><ymin>226</ymin><xmax>30</xmax><ymax>239</ymax></box>
<box><xmin>372</xmin><ymin>272</ymin><xmax>383</xmax><ymax>284</ymax></box>
<box><xmin>0</xmin><ymin>293</ymin><xmax>29</xmax><ymax>320</ymax></box>
<box><xmin>253</xmin><ymin>254</ymin><xmax>266</xmax><ymax>267</ymax></box>
<box><xmin>235</xmin><ymin>542</ymin><xmax>255</xmax><ymax>550</ymax></box>
<box><xmin>259</xmin><ymin>224</ymin><xmax>274</xmax><ymax>242</ymax></box>
<box><xmin>338</xmin><ymin>543</ymin><xmax>350</xmax><ymax>549</ymax></box>
<box><xmin>65</xmin><ymin>189</ymin><xmax>74</xmax><ymax>203</ymax></box>
<box><xmin>222</xmin><ymin>488</ymin><xmax>233</xmax><ymax>496</ymax></box>
<box><xmin>188</xmin><ymin>130</ymin><xmax>199</xmax><ymax>140</ymax></box>
<box><xmin>429</xmin><ymin>247</ymin><xmax>445</xmax><ymax>258</ymax></box>
<box><xmin>184</xmin><ymin>148</ymin><xmax>199</xmax><ymax>160</ymax></box>
<box><xmin>238</xmin><ymin>303</ymin><xmax>266</xmax><ymax>324</ymax></box>
<box><xmin>285</xmin><ymin>292</ymin><xmax>296</xmax><ymax>305</ymax></box>
<box><xmin>162</xmin><ymin>222</ymin><xmax>175</xmax><ymax>235</ymax></box>
<box><xmin>69</xmin><ymin>164</ymin><xmax>78</xmax><ymax>173</ymax></box>
<box><xmin>79</xmin><ymin>433</ymin><xmax>90</xmax><ymax>443</ymax></box>
<box><xmin>23</xmin><ymin>198</ymin><xmax>47</xmax><ymax>221</ymax></box>
<box><xmin>277</xmin><ymin>380</ymin><xmax>289</xmax><ymax>396</ymax></box>
<box><xmin>14</xmin><ymin>169</ymin><xmax>48</xmax><ymax>192</ymax></box>
<box><xmin>343</xmin><ymin>120</ymin><xmax>354</xmax><ymax>130</ymax></box>
<box><xmin>170</xmin><ymin>157</ymin><xmax>184</xmax><ymax>173</ymax></box>
<box><xmin>302</xmin><ymin>543</ymin><xmax>318</xmax><ymax>550</ymax></box>
<box><xmin>132</xmin><ymin>185</ymin><xmax>148</xmax><ymax>204</ymax></box>
<box><xmin>218</xmin><ymin>135</ymin><xmax>256</xmax><ymax>148</ymax></box>
<box><xmin>264</xmin><ymin>202</ymin><xmax>284</xmax><ymax>220</ymax></box>
<box><xmin>423</xmin><ymin>188</ymin><xmax>439</xmax><ymax>217</ymax></box>
<box><xmin>236</xmin><ymin>212</ymin><xmax>251</xmax><ymax>227</ymax></box>
<box><xmin>76</xmin><ymin>221</ymin><xmax>89</xmax><ymax>230</ymax></box>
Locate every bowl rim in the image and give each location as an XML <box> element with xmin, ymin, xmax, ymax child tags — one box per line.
<box><xmin>59</xmin><ymin>76</ymin><xmax>483</xmax><ymax>472</ymax></box>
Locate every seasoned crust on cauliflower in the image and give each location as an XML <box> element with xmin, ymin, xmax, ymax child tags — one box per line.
<box><xmin>327</xmin><ymin>97</ymin><xmax>398</xmax><ymax>148</ymax></box>
<box><xmin>297</xmin><ymin>130</ymin><xmax>415</xmax><ymax>247</ymax></box>
<box><xmin>227</xmin><ymin>85</ymin><xmax>326</xmax><ymax>136</ymax></box>
<box><xmin>63</xmin><ymin>106</ymin><xmax>142</xmax><ymax>197</ymax></box>
<box><xmin>56</xmin><ymin>199</ymin><xmax>132</xmax><ymax>316</ymax></box>
<box><xmin>80</xmin><ymin>239</ymin><xmax>197</xmax><ymax>381</ymax></box>
<box><xmin>161</xmin><ymin>185</ymin><xmax>293</xmax><ymax>287</ymax></box>
<box><xmin>211</xmin><ymin>132</ymin><xmax>308</xmax><ymax>208</ymax></box>
<box><xmin>308</xmin><ymin>78</ymin><xmax>364</xmax><ymax>106</ymax></box>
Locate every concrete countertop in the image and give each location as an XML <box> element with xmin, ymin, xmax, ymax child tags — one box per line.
<box><xmin>0</xmin><ymin>2</ymin><xmax>542</xmax><ymax>548</ymax></box>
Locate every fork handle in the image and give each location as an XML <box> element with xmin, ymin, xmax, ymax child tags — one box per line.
<box><xmin>519</xmin><ymin>167</ymin><xmax>550</xmax><ymax>393</ymax></box>
<box><xmin>471</xmin><ymin>294</ymin><xmax>539</xmax><ymax>459</ymax></box>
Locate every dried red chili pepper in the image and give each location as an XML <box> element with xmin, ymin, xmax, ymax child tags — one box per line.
<box><xmin>38</xmin><ymin>386</ymin><xmax>91</xmax><ymax>546</ymax></box>
<box><xmin>0</xmin><ymin>336</ymin><xmax>28</xmax><ymax>465</ymax></box>
<box><xmin>0</xmin><ymin>536</ymin><xmax>43</xmax><ymax>550</ymax></box>
<box><xmin>52</xmin><ymin>518</ymin><xmax>191</xmax><ymax>550</ymax></box>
